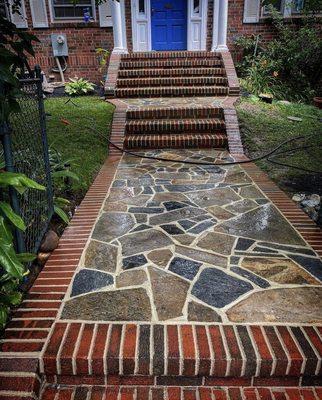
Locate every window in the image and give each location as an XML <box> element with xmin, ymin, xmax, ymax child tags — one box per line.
<box><xmin>193</xmin><ymin>0</ymin><xmax>200</xmax><ymax>14</ymax></box>
<box><xmin>262</xmin><ymin>0</ymin><xmax>305</xmax><ymax>15</ymax></box>
<box><xmin>0</xmin><ymin>0</ymin><xmax>9</xmax><ymax>19</ymax></box>
<box><xmin>51</xmin><ymin>0</ymin><xmax>95</xmax><ymax>20</ymax></box>
<box><xmin>138</xmin><ymin>0</ymin><xmax>145</xmax><ymax>13</ymax></box>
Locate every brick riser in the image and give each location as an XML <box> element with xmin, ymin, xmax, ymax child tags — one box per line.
<box><xmin>116</xmin><ymin>86</ymin><xmax>229</xmax><ymax>98</ymax></box>
<box><xmin>117</xmin><ymin>76</ymin><xmax>228</xmax><ymax>87</ymax></box>
<box><xmin>124</xmin><ymin>134</ymin><xmax>227</xmax><ymax>149</ymax></box>
<box><xmin>118</xmin><ymin>67</ymin><xmax>226</xmax><ymax>78</ymax></box>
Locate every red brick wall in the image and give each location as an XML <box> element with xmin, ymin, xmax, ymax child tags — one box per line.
<box><xmin>24</xmin><ymin>2</ymin><xmax>113</xmax><ymax>83</ymax></box>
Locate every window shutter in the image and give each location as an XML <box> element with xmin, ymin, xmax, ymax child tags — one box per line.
<box><xmin>243</xmin><ymin>0</ymin><xmax>260</xmax><ymax>23</ymax></box>
<box><xmin>30</xmin><ymin>0</ymin><xmax>49</xmax><ymax>28</ymax></box>
<box><xmin>9</xmin><ymin>0</ymin><xmax>28</xmax><ymax>28</ymax></box>
<box><xmin>99</xmin><ymin>0</ymin><xmax>112</xmax><ymax>27</ymax></box>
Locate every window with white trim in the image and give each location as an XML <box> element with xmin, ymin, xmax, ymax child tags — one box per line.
<box><xmin>262</xmin><ymin>0</ymin><xmax>305</xmax><ymax>16</ymax></box>
<box><xmin>51</xmin><ymin>0</ymin><xmax>95</xmax><ymax>20</ymax></box>
<box><xmin>193</xmin><ymin>0</ymin><xmax>200</xmax><ymax>14</ymax></box>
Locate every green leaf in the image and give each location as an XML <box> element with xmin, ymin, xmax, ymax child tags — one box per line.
<box><xmin>0</xmin><ymin>241</ymin><xmax>25</xmax><ymax>278</ymax></box>
<box><xmin>54</xmin><ymin>205</ymin><xmax>70</xmax><ymax>224</ymax></box>
<box><xmin>54</xmin><ymin>197</ymin><xmax>70</xmax><ymax>207</ymax></box>
<box><xmin>0</xmin><ymin>306</ymin><xmax>9</xmax><ymax>330</ymax></box>
<box><xmin>0</xmin><ymin>216</ymin><xmax>13</xmax><ymax>243</ymax></box>
<box><xmin>0</xmin><ymin>202</ymin><xmax>26</xmax><ymax>231</ymax></box>
<box><xmin>0</xmin><ymin>172</ymin><xmax>45</xmax><ymax>193</ymax></box>
<box><xmin>52</xmin><ymin>170</ymin><xmax>80</xmax><ymax>181</ymax></box>
<box><xmin>16</xmin><ymin>253</ymin><xmax>36</xmax><ymax>263</ymax></box>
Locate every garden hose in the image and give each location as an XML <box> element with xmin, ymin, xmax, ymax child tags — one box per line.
<box><xmin>58</xmin><ymin>98</ymin><xmax>322</xmax><ymax>173</ymax></box>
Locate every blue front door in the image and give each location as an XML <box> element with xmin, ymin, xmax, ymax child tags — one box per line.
<box><xmin>151</xmin><ymin>0</ymin><xmax>187</xmax><ymax>51</ymax></box>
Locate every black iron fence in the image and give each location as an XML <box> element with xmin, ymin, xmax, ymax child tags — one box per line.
<box><xmin>0</xmin><ymin>66</ymin><xmax>53</xmax><ymax>254</ymax></box>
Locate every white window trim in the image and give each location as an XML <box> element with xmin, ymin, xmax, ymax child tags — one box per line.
<box><xmin>261</xmin><ymin>0</ymin><xmax>305</xmax><ymax>17</ymax></box>
<box><xmin>48</xmin><ymin>0</ymin><xmax>97</xmax><ymax>23</ymax></box>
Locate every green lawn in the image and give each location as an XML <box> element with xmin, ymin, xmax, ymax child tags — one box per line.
<box><xmin>45</xmin><ymin>96</ymin><xmax>114</xmax><ymax>200</ymax></box>
<box><xmin>236</xmin><ymin>97</ymin><xmax>322</xmax><ymax>194</ymax></box>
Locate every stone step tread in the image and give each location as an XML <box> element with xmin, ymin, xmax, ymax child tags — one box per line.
<box><xmin>121</xmin><ymin>50</ymin><xmax>222</xmax><ymax>60</ymax></box>
<box><xmin>126</xmin><ymin>106</ymin><xmax>224</xmax><ymax>119</ymax></box>
<box><xmin>117</xmin><ymin>76</ymin><xmax>228</xmax><ymax>87</ymax></box>
<box><xmin>115</xmin><ymin>86</ymin><xmax>229</xmax><ymax>97</ymax></box>
<box><xmin>40</xmin><ymin>385</ymin><xmax>322</xmax><ymax>400</ymax></box>
<box><xmin>119</xmin><ymin>59</ymin><xmax>223</xmax><ymax>69</ymax></box>
<box><xmin>118</xmin><ymin>67</ymin><xmax>226</xmax><ymax>77</ymax></box>
<box><xmin>124</xmin><ymin>133</ymin><xmax>227</xmax><ymax>149</ymax></box>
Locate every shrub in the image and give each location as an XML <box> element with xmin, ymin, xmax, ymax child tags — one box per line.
<box><xmin>235</xmin><ymin>6</ymin><xmax>322</xmax><ymax>101</ymax></box>
<box><xmin>65</xmin><ymin>77</ymin><xmax>95</xmax><ymax>96</ymax></box>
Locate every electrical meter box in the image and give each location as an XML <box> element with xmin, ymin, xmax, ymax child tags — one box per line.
<box><xmin>51</xmin><ymin>34</ymin><xmax>68</xmax><ymax>57</ymax></box>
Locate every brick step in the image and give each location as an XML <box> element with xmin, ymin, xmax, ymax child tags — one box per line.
<box><xmin>117</xmin><ymin>76</ymin><xmax>228</xmax><ymax>88</ymax></box>
<box><xmin>118</xmin><ymin>67</ymin><xmax>226</xmax><ymax>78</ymax></box>
<box><xmin>115</xmin><ymin>86</ymin><xmax>229</xmax><ymax>97</ymax></box>
<box><xmin>40</xmin><ymin>385</ymin><xmax>322</xmax><ymax>400</ymax></box>
<box><xmin>124</xmin><ymin>133</ymin><xmax>227</xmax><ymax>149</ymax></box>
<box><xmin>41</xmin><ymin>322</ymin><xmax>322</xmax><ymax>381</ymax></box>
<box><xmin>126</xmin><ymin>106</ymin><xmax>224</xmax><ymax>120</ymax></box>
<box><xmin>121</xmin><ymin>50</ymin><xmax>222</xmax><ymax>60</ymax></box>
<box><xmin>119</xmin><ymin>58</ymin><xmax>223</xmax><ymax>70</ymax></box>
<box><xmin>125</xmin><ymin>118</ymin><xmax>225</xmax><ymax>134</ymax></box>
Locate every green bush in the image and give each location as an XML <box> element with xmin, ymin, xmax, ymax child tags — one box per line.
<box><xmin>65</xmin><ymin>77</ymin><xmax>95</xmax><ymax>96</ymax></box>
<box><xmin>0</xmin><ymin>171</ymin><xmax>45</xmax><ymax>329</ymax></box>
<box><xmin>235</xmin><ymin>6</ymin><xmax>322</xmax><ymax>101</ymax></box>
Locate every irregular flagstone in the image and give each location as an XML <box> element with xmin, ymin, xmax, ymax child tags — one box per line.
<box><xmin>103</xmin><ymin>201</ymin><xmax>128</xmax><ymax>212</ymax></box>
<box><xmin>169</xmin><ymin>257</ymin><xmax>202</xmax><ymax>280</ymax></box>
<box><xmin>235</xmin><ymin>238</ymin><xmax>255</xmax><ymax>251</ymax></box>
<box><xmin>192</xmin><ymin>268</ymin><xmax>253</xmax><ymax>308</ymax></box>
<box><xmin>92</xmin><ymin>212</ymin><xmax>135</xmax><ymax>243</ymax></box>
<box><xmin>215</xmin><ymin>204</ymin><xmax>306</xmax><ymax>246</ymax></box>
<box><xmin>70</xmin><ymin>269</ymin><xmax>113</xmax><ymax>297</ymax></box>
<box><xmin>147</xmin><ymin>249</ymin><xmax>173</xmax><ymax>268</ymax></box>
<box><xmin>206</xmin><ymin>205</ymin><xmax>235</xmax><ymax>220</ymax></box>
<box><xmin>258</xmin><ymin>242</ymin><xmax>316</xmax><ymax>256</ymax></box>
<box><xmin>240</xmin><ymin>257</ymin><xmax>321</xmax><ymax>285</ymax></box>
<box><xmin>225</xmin><ymin>199</ymin><xmax>259</xmax><ymax>214</ymax></box>
<box><xmin>123</xmin><ymin>254</ymin><xmax>148</xmax><ymax>270</ymax></box>
<box><xmin>116</xmin><ymin>269</ymin><xmax>147</xmax><ymax>288</ymax></box>
<box><xmin>148</xmin><ymin>266</ymin><xmax>190</xmax><ymax>321</ymax></box>
<box><xmin>239</xmin><ymin>185</ymin><xmax>265</xmax><ymax>199</ymax></box>
<box><xmin>152</xmin><ymin>192</ymin><xmax>191</xmax><ymax>204</ymax></box>
<box><xmin>163</xmin><ymin>201</ymin><xmax>189</xmax><ymax>211</ymax></box>
<box><xmin>176</xmin><ymin>245</ymin><xmax>228</xmax><ymax>268</ymax></box>
<box><xmin>161</xmin><ymin>224</ymin><xmax>185</xmax><ymax>235</ymax></box>
<box><xmin>188</xmin><ymin>301</ymin><xmax>222</xmax><ymax>322</ymax></box>
<box><xmin>164</xmin><ymin>183</ymin><xmax>217</xmax><ymax>193</ymax></box>
<box><xmin>150</xmin><ymin>206</ymin><xmax>207</xmax><ymax>225</ymax></box>
<box><xmin>188</xmin><ymin>220</ymin><xmax>214</xmax><ymax>234</ymax></box>
<box><xmin>174</xmin><ymin>234</ymin><xmax>196</xmax><ymax>246</ymax></box>
<box><xmin>287</xmin><ymin>255</ymin><xmax>322</xmax><ymax>281</ymax></box>
<box><xmin>62</xmin><ymin>288</ymin><xmax>152</xmax><ymax>321</ymax></box>
<box><xmin>231</xmin><ymin>266</ymin><xmax>270</xmax><ymax>288</ymax></box>
<box><xmin>186</xmin><ymin>188</ymin><xmax>240</xmax><ymax>207</ymax></box>
<box><xmin>224</xmin><ymin>171</ymin><xmax>251</xmax><ymax>184</ymax></box>
<box><xmin>227</xmin><ymin>287</ymin><xmax>322</xmax><ymax>323</ymax></box>
<box><xmin>84</xmin><ymin>240</ymin><xmax>118</xmax><ymax>273</ymax></box>
<box><xmin>196</xmin><ymin>232</ymin><xmax>236</xmax><ymax>256</ymax></box>
<box><xmin>107</xmin><ymin>187</ymin><xmax>142</xmax><ymax>202</ymax></box>
<box><xmin>119</xmin><ymin>229</ymin><xmax>173</xmax><ymax>257</ymax></box>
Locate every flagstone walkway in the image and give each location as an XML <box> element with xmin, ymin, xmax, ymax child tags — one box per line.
<box><xmin>60</xmin><ymin>149</ymin><xmax>322</xmax><ymax>325</ymax></box>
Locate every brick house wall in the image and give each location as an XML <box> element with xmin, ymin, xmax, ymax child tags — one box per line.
<box><xmin>23</xmin><ymin>2</ymin><xmax>113</xmax><ymax>83</ymax></box>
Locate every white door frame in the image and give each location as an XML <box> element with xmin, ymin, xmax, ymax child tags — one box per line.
<box><xmin>130</xmin><ymin>0</ymin><xmax>209</xmax><ymax>52</ymax></box>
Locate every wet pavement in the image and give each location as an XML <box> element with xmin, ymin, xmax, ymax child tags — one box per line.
<box><xmin>60</xmin><ymin>149</ymin><xmax>322</xmax><ymax>324</ymax></box>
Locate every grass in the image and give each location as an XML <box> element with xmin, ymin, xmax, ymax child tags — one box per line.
<box><xmin>45</xmin><ymin>96</ymin><xmax>114</xmax><ymax>200</ymax></box>
<box><xmin>236</xmin><ymin>97</ymin><xmax>322</xmax><ymax>194</ymax></box>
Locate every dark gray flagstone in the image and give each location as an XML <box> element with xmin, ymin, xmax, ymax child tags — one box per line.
<box><xmin>71</xmin><ymin>269</ymin><xmax>113</xmax><ymax>297</ymax></box>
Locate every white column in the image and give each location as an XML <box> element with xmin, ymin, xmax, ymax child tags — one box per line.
<box><xmin>111</xmin><ymin>0</ymin><xmax>128</xmax><ymax>53</ymax></box>
<box><xmin>212</xmin><ymin>0</ymin><xmax>228</xmax><ymax>51</ymax></box>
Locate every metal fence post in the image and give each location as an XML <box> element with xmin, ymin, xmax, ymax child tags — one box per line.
<box><xmin>35</xmin><ymin>65</ymin><xmax>54</xmax><ymax>218</ymax></box>
<box><xmin>0</xmin><ymin>121</ymin><xmax>26</xmax><ymax>253</ymax></box>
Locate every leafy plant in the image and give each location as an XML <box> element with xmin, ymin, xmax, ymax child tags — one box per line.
<box><xmin>48</xmin><ymin>146</ymin><xmax>79</xmax><ymax>223</ymax></box>
<box><xmin>0</xmin><ymin>171</ymin><xmax>45</xmax><ymax>329</ymax></box>
<box><xmin>65</xmin><ymin>77</ymin><xmax>95</xmax><ymax>96</ymax></box>
<box><xmin>235</xmin><ymin>6</ymin><xmax>322</xmax><ymax>101</ymax></box>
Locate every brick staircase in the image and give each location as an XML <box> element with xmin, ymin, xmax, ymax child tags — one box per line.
<box><xmin>105</xmin><ymin>51</ymin><xmax>241</xmax><ymax>152</ymax></box>
<box><xmin>115</xmin><ymin>51</ymin><xmax>229</xmax><ymax>98</ymax></box>
<box><xmin>124</xmin><ymin>105</ymin><xmax>227</xmax><ymax>149</ymax></box>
